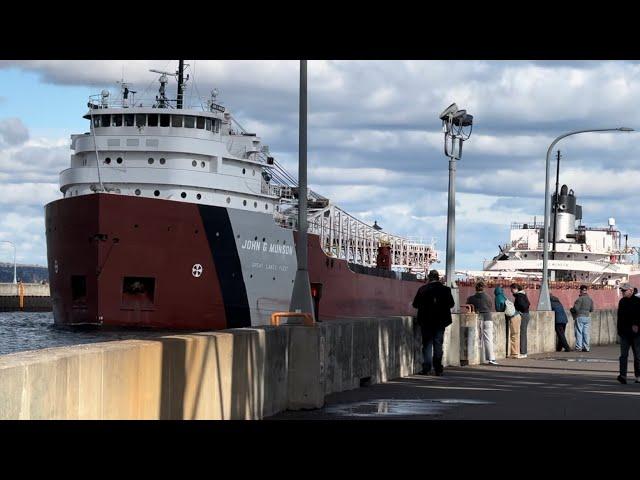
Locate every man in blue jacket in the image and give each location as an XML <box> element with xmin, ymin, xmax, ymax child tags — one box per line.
<box><xmin>550</xmin><ymin>295</ymin><xmax>571</xmax><ymax>352</ymax></box>
<box><xmin>617</xmin><ymin>283</ymin><xmax>640</xmax><ymax>384</ymax></box>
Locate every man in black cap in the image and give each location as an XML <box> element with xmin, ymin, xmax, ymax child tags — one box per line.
<box><xmin>413</xmin><ymin>270</ymin><xmax>455</xmax><ymax>376</ymax></box>
<box><xmin>617</xmin><ymin>283</ymin><xmax>640</xmax><ymax>384</ymax></box>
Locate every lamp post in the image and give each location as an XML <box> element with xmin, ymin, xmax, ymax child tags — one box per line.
<box><xmin>440</xmin><ymin>103</ymin><xmax>473</xmax><ymax>312</ymax></box>
<box><xmin>290</xmin><ymin>60</ymin><xmax>315</xmax><ymax>317</ymax></box>
<box><xmin>0</xmin><ymin>241</ymin><xmax>17</xmax><ymax>284</ymax></box>
<box><xmin>537</xmin><ymin>127</ymin><xmax>634</xmax><ymax>311</ymax></box>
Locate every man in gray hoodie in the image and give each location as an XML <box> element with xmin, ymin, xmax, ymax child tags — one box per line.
<box><xmin>572</xmin><ymin>285</ymin><xmax>594</xmax><ymax>352</ymax></box>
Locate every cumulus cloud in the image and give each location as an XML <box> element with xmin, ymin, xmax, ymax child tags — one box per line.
<box><xmin>0</xmin><ymin>118</ymin><xmax>29</xmax><ymax>147</ymax></box>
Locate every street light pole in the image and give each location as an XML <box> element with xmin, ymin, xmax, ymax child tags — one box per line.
<box><xmin>440</xmin><ymin>103</ymin><xmax>473</xmax><ymax>312</ymax></box>
<box><xmin>0</xmin><ymin>241</ymin><xmax>17</xmax><ymax>284</ymax></box>
<box><xmin>290</xmin><ymin>59</ymin><xmax>315</xmax><ymax>317</ymax></box>
<box><xmin>538</xmin><ymin>127</ymin><xmax>634</xmax><ymax>311</ymax></box>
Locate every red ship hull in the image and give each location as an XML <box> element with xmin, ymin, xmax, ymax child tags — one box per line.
<box><xmin>45</xmin><ymin>194</ymin><xmax>423</xmax><ymax>329</ymax></box>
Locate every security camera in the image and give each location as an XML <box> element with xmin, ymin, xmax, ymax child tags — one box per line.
<box><xmin>439</xmin><ymin>103</ymin><xmax>459</xmax><ymax>121</ymax></box>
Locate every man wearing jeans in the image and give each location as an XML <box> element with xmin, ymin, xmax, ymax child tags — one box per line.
<box><xmin>466</xmin><ymin>282</ymin><xmax>497</xmax><ymax>365</ymax></box>
<box><xmin>572</xmin><ymin>285</ymin><xmax>594</xmax><ymax>352</ymax></box>
<box><xmin>617</xmin><ymin>283</ymin><xmax>640</xmax><ymax>384</ymax></box>
<box><xmin>413</xmin><ymin>270</ymin><xmax>455</xmax><ymax>376</ymax></box>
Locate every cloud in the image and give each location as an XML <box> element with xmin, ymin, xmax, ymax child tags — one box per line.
<box><xmin>0</xmin><ymin>118</ymin><xmax>29</xmax><ymax>147</ymax></box>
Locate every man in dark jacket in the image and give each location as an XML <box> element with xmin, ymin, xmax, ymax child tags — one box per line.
<box><xmin>616</xmin><ymin>283</ymin><xmax>640</xmax><ymax>384</ymax></box>
<box><xmin>550</xmin><ymin>295</ymin><xmax>571</xmax><ymax>352</ymax></box>
<box><xmin>413</xmin><ymin>270</ymin><xmax>455</xmax><ymax>376</ymax></box>
<box><xmin>467</xmin><ymin>282</ymin><xmax>497</xmax><ymax>365</ymax></box>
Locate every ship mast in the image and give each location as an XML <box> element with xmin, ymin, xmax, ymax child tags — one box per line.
<box><xmin>177</xmin><ymin>60</ymin><xmax>184</xmax><ymax>109</ymax></box>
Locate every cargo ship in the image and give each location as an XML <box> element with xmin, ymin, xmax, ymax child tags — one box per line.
<box><xmin>459</xmin><ymin>184</ymin><xmax>640</xmax><ymax>309</ymax></box>
<box><xmin>45</xmin><ymin>61</ymin><xmax>438</xmax><ymax>328</ymax></box>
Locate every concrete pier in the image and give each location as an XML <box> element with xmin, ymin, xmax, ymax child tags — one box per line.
<box><xmin>0</xmin><ymin>283</ymin><xmax>51</xmax><ymax>312</ymax></box>
<box><xmin>0</xmin><ymin>310</ymin><xmax>621</xmax><ymax>419</ymax></box>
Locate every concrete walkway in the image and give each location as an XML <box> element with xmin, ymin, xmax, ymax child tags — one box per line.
<box><xmin>269</xmin><ymin>345</ymin><xmax>640</xmax><ymax>420</ymax></box>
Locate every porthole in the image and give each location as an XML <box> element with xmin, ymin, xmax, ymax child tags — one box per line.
<box><xmin>226</xmin><ymin>197</ymin><xmax>231</xmax><ymax>204</ymax></box>
<box><xmin>242</xmin><ymin>168</ymin><xmax>246</xmax><ymax>174</ymax></box>
<box><xmin>585</xmin><ymin>255</ymin><xmax>588</xmax><ymax>259</ymax></box>
<box><xmin>254</xmin><ymin>236</ymin><xmax>258</xmax><ymax>241</ymax></box>
<box><xmin>265</xmin><ymin>204</ymin><xmax>269</xmax><ymax>210</ymax></box>
<box><xmin>201</xmin><ymin>161</ymin><xmax>205</xmax><ymax>168</ymax></box>
<box><xmin>181</xmin><ymin>192</ymin><xmax>186</xmax><ymax>199</ymax></box>
<box><xmin>154</xmin><ymin>190</ymin><xmax>160</xmax><ymax>197</ymax></box>
<box><xmin>524</xmin><ymin>254</ymin><xmax>527</xmax><ymax>258</ymax></box>
<box><xmin>104</xmin><ymin>157</ymin><xmax>111</xmax><ymax>164</ymax></box>
<box><xmin>116</xmin><ymin>157</ymin><xmax>123</xmax><ymax>164</ymax></box>
<box><xmin>243</xmin><ymin>200</ymin><xmax>247</xmax><ymax>206</ymax></box>
<box><xmin>252</xmin><ymin>169</ymin><xmax>255</xmax><ymax>176</ymax></box>
<box><xmin>250</xmin><ymin>274</ymin><xmax>253</xmax><ymax>278</ymax></box>
<box><xmin>148</xmin><ymin>157</ymin><xmax>154</xmax><ymax>164</ymax></box>
<box><xmin>135</xmin><ymin>189</ymin><xmax>141</xmax><ymax>196</ymax></box>
<box><xmin>159</xmin><ymin>158</ymin><xmax>166</xmax><ymax>165</ymax></box>
<box><xmin>192</xmin><ymin>160</ymin><xmax>197</xmax><ymax>167</ymax></box>
<box><xmin>262</xmin><ymin>238</ymin><xmax>265</xmax><ymax>242</ymax></box>
<box><xmin>196</xmin><ymin>193</ymin><xmax>202</xmax><ymax>200</ymax></box>
<box><xmin>254</xmin><ymin>201</ymin><xmax>258</xmax><ymax>208</ymax></box>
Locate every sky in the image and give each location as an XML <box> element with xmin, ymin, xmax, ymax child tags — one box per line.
<box><xmin>1</xmin><ymin>60</ymin><xmax>640</xmax><ymax>270</ymax></box>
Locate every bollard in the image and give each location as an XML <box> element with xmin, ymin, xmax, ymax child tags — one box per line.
<box><xmin>18</xmin><ymin>281</ymin><xmax>24</xmax><ymax>310</ymax></box>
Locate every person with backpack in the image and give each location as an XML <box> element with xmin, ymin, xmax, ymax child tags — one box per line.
<box><xmin>616</xmin><ymin>283</ymin><xmax>640</xmax><ymax>384</ymax></box>
<box><xmin>572</xmin><ymin>285</ymin><xmax>594</xmax><ymax>352</ymax></box>
<box><xmin>467</xmin><ymin>282</ymin><xmax>497</xmax><ymax>365</ymax></box>
<box><xmin>550</xmin><ymin>294</ymin><xmax>571</xmax><ymax>352</ymax></box>
<box><xmin>413</xmin><ymin>270</ymin><xmax>455</xmax><ymax>376</ymax></box>
<box><xmin>511</xmin><ymin>283</ymin><xmax>531</xmax><ymax>358</ymax></box>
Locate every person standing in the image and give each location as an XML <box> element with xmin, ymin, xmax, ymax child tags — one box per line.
<box><xmin>413</xmin><ymin>270</ymin><xmax>455</xmax><ymax>376</ymax></box>
<box><xmin>467</xmin><ymin>282</ymin><xmax>498</xmax><ymax>365</ymax></box>
<box><xmin>572</xmin><ymin>285</ymin><xmax>594</xmax><ymax>352</ymax></box>
<box><xmin>511</xmin><ymin>283</ymin><xmax>530</xmax><ymax>358</ymax></box>
<box><xmin>550</xmin><ymin>294</ymin><xmax>571</xmax><ymax>352</ymax></box>
<box><xmin>616</xmin><ymin>283</ymin><xmax>640</xmax><ymax>384</ymax></box>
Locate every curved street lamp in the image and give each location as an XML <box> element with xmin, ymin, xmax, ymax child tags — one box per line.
<box><xmin>538</xmin><ymin>127</ymin><xmax>634</xmax><ymax>311</ymax></box>
<box><xmin>0</xmin><ymin>241</ymin><xmax>17</xmax><ymax>284</ymax></box>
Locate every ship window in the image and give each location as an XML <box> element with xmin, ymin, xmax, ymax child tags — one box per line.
<box><xmin>154</xmin><ymin>190</ymin><xmax>160</xmax><ymax>197</ymax></box>
<box><xmin>148</xmin><ymin>158</ymin><xmax>154</xmax><ymax>164</ymax></box>
<box><xmin>135</xmin><ymin>189</ymin><xmax>141</xmax><ymax>196</ymax></box>
<box><xmin>196</xmin><ymin>117</ymin><xmax>205</xmax><ymax>129</ymax></box>
<box><xmin>159</xmin><ymin>158</ymin><xmax>166</xmax><ymax>165</ymax></box>
<box><xmin>112</xmin><ymin>115</ymin><xmax>123</xmax><ymax>127</ymax></box>
<box><xmin>214</xmin><ymin>120</ymin><xmax>220</xmax><ymax>133</ymax></box>
<box><xmin>71</xmin><ymin>275</ymin><xmax>87</xmax><ymax>305</ymax></box>
<box><xmin>184</xmin><ymin>116</ymin><xmax>195</xmax><ymax>128</ymax></box>
<box><xmin>160</xmin><ymin>114</ymin><xmax>171</xmax><ymax>127</ymax></box>
<box><xmin>226</xmin><ymin>197</ymin><xmax>230</xmax><ymax>204</ymax></box>
<box><xmin>181</xmin><ymin>192</ymin><xmax>186</xmax><ymax>198</ymax></box>
<box><xmin>242</xmin><ymin>168</ymin><xmax>246</xmax><ymax>174</ymax></box>
<box><xmin>196</xmin><ymin>193</ymin><xmax>201</xmax><ymax>200</ymax></box>
<box><xmin>92</xmin><ymin>116</ymin><xmax>100</xmax><ymax>128</ymax></box>
<box><xmin>254</xmin><ymin>201</ymin><xmax>257</xmax><ymax>208</ymax></box>
<box><xmin>172</xmin><ymin>115</ymin><xmax>183</xmax><ymax>127</ymax></box>
<box><xmin>205</xmin><ymin>118</ymin><xmax>212</xmax><ymax>131</ymax></box>
<box><xmin>124</xmin><ymin>114</ymin><xmax>134</xmax><ymax>127</ymax></box>
<box><xmin>116</xmin><ymin>157</ymin><xmax>123</xmax><ymax>164</ymax></box>
<box><xmin>192</xmin><ymin>160</ymin><xmax>197</xmax><ymax>167</ymax></box>
<box><xmin>147</xmin><ymin>114</ymin><xmax>158</xmax><ymax>127</ymax></box>
<box><xmin>243</xmin><ymin>200</ymin><xmax>247</xmax><ymax>206</ymax></box>
<box><xmin>201</xmin><ymin>161</ymin><xmax>205</xmax><ymax>168</ymax></box>
<box><xmin>265</xmin><ymin>204</ymin><xmax>269</xmax><ymax>210</ymax></box>
<box><xmin>135</xmin><ymin>114</ymin><xmax>146</xmax><ymax>127</ymax></box>
<box><xmin>104</xmin><ymin>157</ymin><xmax>111</xmax><ymax>164</ymax></box>
<box><xmin>101</xmin><ymin>115</ymin><xmax>111</xmax><ymax>127</ymax></box>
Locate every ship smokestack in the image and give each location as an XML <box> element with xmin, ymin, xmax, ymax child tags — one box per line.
<box><xmin>552</xmin><ymin>184</ymin><xmax>581</xmax><ymax>244</ymax></box>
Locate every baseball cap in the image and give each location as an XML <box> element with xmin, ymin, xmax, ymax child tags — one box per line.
<box><xmin>620</xmin><ymin>283</ymin><xmax>632</xmax><ymax>291</ymax></box>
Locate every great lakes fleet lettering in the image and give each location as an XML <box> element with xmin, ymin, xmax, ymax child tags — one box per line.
<box><xmin>240</xmin><ymin>239</ymin><xmax>294</xmax><ymax>255</ymax></box>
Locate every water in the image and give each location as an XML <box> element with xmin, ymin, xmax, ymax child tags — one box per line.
<box><xmin>0</xmin><ymin>312</ymin><xmax>179</xmax><ymax>356</ymax></box>
<box><xmin>324</xmin><ymin>398</ymin><xmax>493</xmax><ymax>418</ymax></box>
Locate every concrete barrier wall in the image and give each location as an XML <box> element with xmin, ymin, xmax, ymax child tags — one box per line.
<box><xmin>0</xmin><ymin>283</ymin><xmax>50</xmax><ymax>296</ymax></box>
<box><xmin>0</xmin><ymin>310</ymin><xmax>620</xmax><ymax>419</ymax></box>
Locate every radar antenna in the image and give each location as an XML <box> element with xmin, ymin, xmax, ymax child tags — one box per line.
<box><xmin>150</xmin><ymin>60</ymin><xmax>189</xmax><ymax>109</ymax></box>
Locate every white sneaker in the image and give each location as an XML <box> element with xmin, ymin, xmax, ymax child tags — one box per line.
<box><xmin>518</xmin><ymin>354</ymin><xmax>528</xmax><ymax>359</ymax></box>
<box><xmin>488</xmin><ymin>360</ymin><xmax>499</xmax><ymax>365</ymax></box>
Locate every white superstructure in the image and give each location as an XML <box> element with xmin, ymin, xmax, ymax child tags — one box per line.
<box><xmin>60</xmin><ymin>63</ymin><xmax>438</xmax><ymax>274</ymax></box>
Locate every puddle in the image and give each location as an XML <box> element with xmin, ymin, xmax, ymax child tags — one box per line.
<box><xmin>324</xmin><ymin>398</ymin><xmax>493</xmax><ymax>417</ymax></box>
<box><xmin>541</xmin><ymin>357</ymin><xmax>617</xmax><ymax>363</ymax></box>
